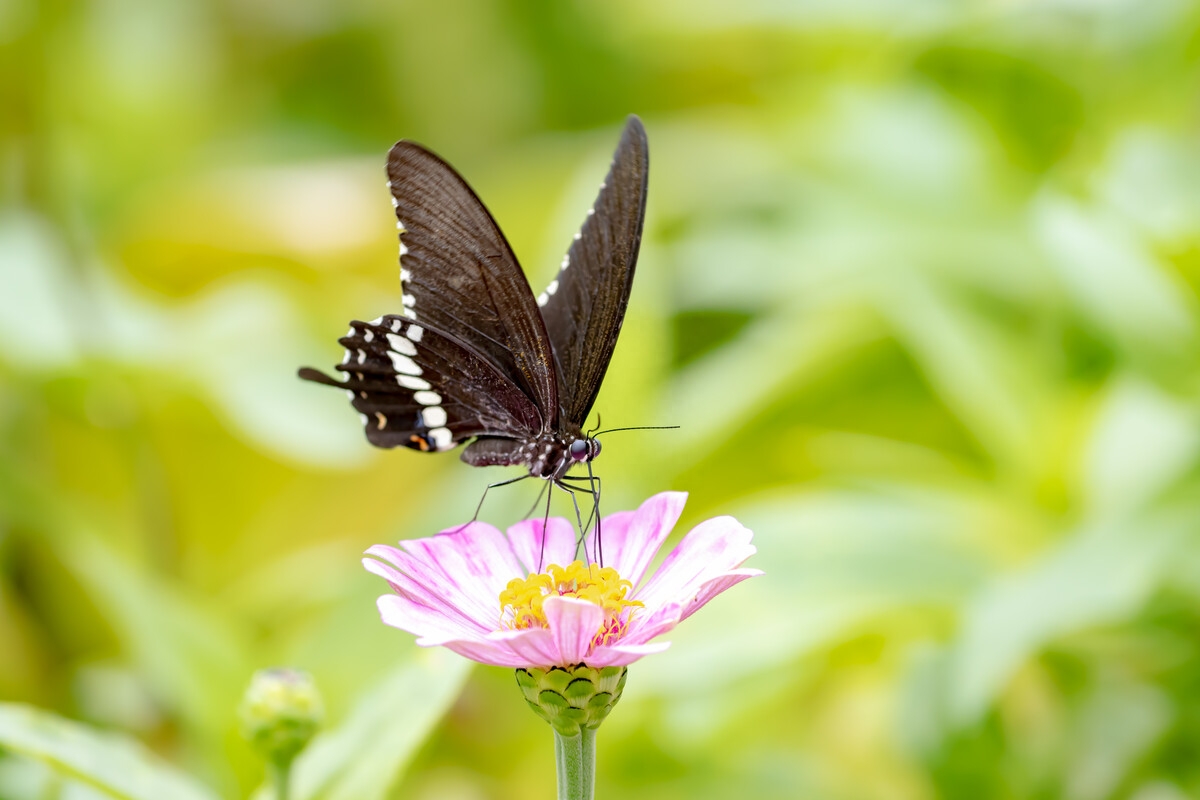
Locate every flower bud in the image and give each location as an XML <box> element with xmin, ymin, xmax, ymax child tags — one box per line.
<box><xmin>515</xmin><ymin>664</ymin><xmax>627</xmax><ymax>736</ymax></box>
<box><xmin>239</xmin><ymin>668</ymin><xmax>323</xmax><ymax>766</ymax></box>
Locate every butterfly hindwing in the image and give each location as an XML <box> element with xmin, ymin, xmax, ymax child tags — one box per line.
<box><xmin>537</xmin><ymin>115</ymin><xmax>649</xmax><ymax>426</ymax></box>
<box><xmin>298</xmin><ymin>315</ymin><xmax>542</xmax><ymax>452</ymax></box>
<box><xmin>301</xmin><ymin>118</ymin><xmax>650</xmax><ymax>478</ymax></box>
<box><xmin>386</xmin><ymin>142</ymin><xmax>560</xmax><ymax>427</ymax></box>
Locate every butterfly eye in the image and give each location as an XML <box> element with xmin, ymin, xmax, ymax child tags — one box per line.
<box><xmin>569</xmin><ymin>439</ymin><xmax>589</xmax><ymax>461</ymax></box>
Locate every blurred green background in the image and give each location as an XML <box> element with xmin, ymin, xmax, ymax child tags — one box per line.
<box><xmin>3</xmin><ymin>0</ymin><xmax>1200</xmax><ymax>798</ymax></box>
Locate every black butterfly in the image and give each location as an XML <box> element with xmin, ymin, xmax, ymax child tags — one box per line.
<box><xmin>299</xmin><ymin>116</ymin><xmax>648</xmax><ymax>494</ymax></box>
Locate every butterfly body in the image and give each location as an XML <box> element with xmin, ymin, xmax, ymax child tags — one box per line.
<box><xmin>300</xmin><ymin>117</ymin><xmax>647</xmax><ymax>484</ymax></box>
<box><xmin>461</xmin><ymin>431</ymin><xmax>599</xmax><ymax>480</ymax></box>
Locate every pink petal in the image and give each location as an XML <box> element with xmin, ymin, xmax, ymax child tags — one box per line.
<box><xmin>506</xmin><ymin>517</ymin><xmax>578</xmax><ymax>574</ymax></box>
<box><xmin>587</xmin><ymin>640</ymin><xmax>672</xmax><ymax>667</ymax></box>
<box><xmin>678</xmin><ymin>569</ymin><xmax>762</xmax><ymax>623</ymax></box>
<box><xmin>635</xmin><ymin>515</ymin><xmax>757</xmax><ymax>612</ymax></box>
<box><xmin>620</xmin><ymin>602</ymin><xmax>687</xmax><ymax>645</ymax></box>
<box><xmin>362</xmin><ymin>547</ymin><xmax>465</xmax><ymax>611</ymax></box>
<box><xmin>440</xmin><ymin>639</ymin><xmax>533</xmax><ymax>667</ymax></box>
<box><xmin>596</xmin><ymin>492</ymin><xmax>687</xmax><ymax>588</ymax></box>
<box><xmin>543</xmin><ymin>596</ymin><xmax>605</xmax><ymax>665</ymax></box>
<box><xmin>397</xmin><ymin>522</ymin><xmax>524</xmax><ymax>622</ymax></box>
<box><xmin>377</xmin><ymin>594</ymin><xmax>492</xmax><ymax>644</ymax></box>
<box><xmin>494</xmin><ymin>627</ymin><xmax>567</xmax><ymax>667</ymax></box>
<box><xmin>380</xmin><ymin>595</ymin><xmax>562</xmax><ymax>667</ymax></box>
<box><xmin>363</xmin><ymin>555</ymin><xmax>492</xmax><ymax>634</ymax></box>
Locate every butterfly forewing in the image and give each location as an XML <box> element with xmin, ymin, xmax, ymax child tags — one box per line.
<box><xmin>386</xmin><ymin>143</ymin><xmax>559</xmax><ymax>426</ymax></box>
<box><xmin>537</xmin><ymin>116</ymin><xmax>649</xmax><ymax>425</ymax></box>
<box><xmin>301</xmin><ymin>117</ymin><xmax>650</xmax><ymax>480</ymax></box>
<box><xmin>298</xmin><ymin>315</ymin><xmax>542</xmax><ymax>452</ymax></box>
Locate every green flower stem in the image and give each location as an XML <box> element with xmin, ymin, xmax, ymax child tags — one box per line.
<box><xmin>518</xmin><ymin>665</ymin><xmax>625</xmax><ymax>800</ymax></box>
<box><xmin>554</xmin><ymin>726</ymin><xmax>597</xmax><ymax>800</ymax></box>
<box><xmin>271</xmin><ymin>759</ymin><xmax>291</xmax><ymax>800</ymax></box>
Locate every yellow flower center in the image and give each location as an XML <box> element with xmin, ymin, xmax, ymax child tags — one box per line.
<box><xmin>499</xmin><ymin>561</ymin><xmax>643</xmax><ymax>648</ymax></box>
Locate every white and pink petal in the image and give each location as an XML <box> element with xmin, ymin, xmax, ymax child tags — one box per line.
<box><xmin>634</xmin><ymin>515</ymin><xmax>756</xmax><ymax>612</ymax></box>
<box><xmin>506</xmin><ymin>517</ymin><xmax>578</xmax><ymax>574</ymax></box>
<box><xmin>398</xmin><ymin>523</ymin><xmax>524</xmax><ymax>620</ymax></box>
<box><xmin>365</xmin><ymin>492</ymin><xmax>760</xmax><ymax>670</ymax></box>
<box><xmin>600</xmin><ymin>492</ymin><xmax>687</xmax><ymax>587</ymax></box>
<box><xmin>543</xmin><ymin>596</ymin><xmax>605</xmax><ymax>665</ymax></box>
<box><xmin>587</xmin><ymin>640</ymin><xmax>672</xmax><ymax>667</ymax></box>
<box><xmin>677</xmin><ymin>569</ymin><xmax>763</xmax><ymax>623</ymax></box>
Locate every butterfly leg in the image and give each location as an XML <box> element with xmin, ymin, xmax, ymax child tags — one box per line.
<box><xmin>559</xmin><ymin>471</ymin><xmax>602</xmax><ymax>564</ymax></box>
<box><xmin>537</xmin><ymin>479</ymin><xmax>553</xmax><ymax>572</ymax></box>
<box><xmin>456</xmin><ymin>473</ymin><xmax>530</xmax><ymax>533</ymax></box>
<box><xmin>552</xmin><ymin>478</ymin><xmax>596</xmax><ymax>564</ymax></box>
<box><xmin>522</xmin><ymin>479</ymin><xmax>551</xmax><ymax>521</ymax></box>
<box><xmin>588</xmin><ymin>460</ymin><xmax>602</xmax><ymax>566</ymax></box>
<box><xmin>559</xmin><ymin>474</ymin><xmax>600</xmax><ymax>563</ymax></box>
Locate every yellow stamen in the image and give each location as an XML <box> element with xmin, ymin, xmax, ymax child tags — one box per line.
<box><xmin>499</xmin><ymin>561</ymin><xmax>643</xmax><ymax>648</ymax></box>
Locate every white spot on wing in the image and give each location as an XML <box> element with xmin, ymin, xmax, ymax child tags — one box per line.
<box><xmin>386</xmin><ymin>333</ymin><xmax>416</xmax><ymax>356</ymax></box>
<box><xmin>346</xmin><ymin>390</ymin><xmax>356</xmax><ymax>401</ymax></box>
<box><xmin>413</xmin><ymin>390</ymin><xmax>442</xmax><ymax>405</ymax></box>
<box><xmin>369</xmin><ymin>317</ymin><xmax>383</xmax><ymax>325</ymax></box>
<box><xmin>402</xmin><ymin>294</ymin><xmax>416</xmax><ymax>308</ymax></box>
<box><xmin>406</xmin><ymin>325</ymin><xmax>424</xmax><ymax>342</ymax></box>
<box><xmin>387</xmin><ymin>352</ymin><xmax>422</xmax><ymax>375</ymax></box>
<box><xmin>573</xmin><ymin>232</ymin><xmax>581</xmax><ymax>241</ymax></box>
<box><xmin>546</xmin><ymin>279</ymin><xmax>559</xmax><ymax>295</ymax></box>
<box><xmin>363</xmin><ymin>330</ymin><xmax>374</xmax><ymax>343</ymax></box>
<box><xmin>356</xmin><ymin>349</ymin><xmax>366</xmax><ymax>364</ymax></box>
<box><xmin>400</xmin><ymin>268</ymin><xmax>411</xmax><ymax>282</ymax></box>
<box><xmin>429</xmin><ymin>427</ymin><xmax>452</xmax><ymax>450</ymax></box>
<box><xmin>359</xmin><ymin>413</ymin><xmax>369</xmax><ymax>426</ymax></box>
<box><xmin>561</xmin><ymin>254</ymin><xmax>570</xmax><ymax>269</ymax></box>
<box><xmin>391</xmin><ymin>319</ymin><xmax>403</xmax><ymax>333</ymax></box>
<box><xmin>537</xmin><ymin>292</ymin><xmax>548</xmax><ymax>307</ymax></box>
<box><xmin>398</xmin><ymin>374</ymin><xmax>431</xmax><ymax>390</ymax></box>
<box><xmin>586</xmin><ymin>208</ymin><xmax>594</xmax><ymax>216</ymax></box>
<box><xmin>422</xmin><ymin>406</ymin><xmax>447</xmax><ymax>428</ymax></box>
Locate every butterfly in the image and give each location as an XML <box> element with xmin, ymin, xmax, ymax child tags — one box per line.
<box><xmin>299</xmin><ymin>116</ymin><xmax>648</xmax><ymax>499</ymax></box>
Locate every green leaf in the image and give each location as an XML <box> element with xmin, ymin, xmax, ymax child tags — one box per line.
<box><xmin>59</xmin><ymin>535</ymin><xmax>248</xmax><ymax>752</ymax></box>
<box><xmin>282</xmin><ymin>650</ymin><xmax>472</xmax><ymax>800</ymax></box>
<box><xmin>946</xmin><ymin>506</ymin><xmax>1193</xmax><ymax>724</ymax></box>
<box><xmin>0</xmin><ymin>703</ymin><xmax>219</xmax><ymax>800</ymax></box>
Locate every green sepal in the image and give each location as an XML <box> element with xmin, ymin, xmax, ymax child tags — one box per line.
<box><xmin>515</xmin><ymin>665</ymin><xmax>627</xmax><ymax>736</ymax></box>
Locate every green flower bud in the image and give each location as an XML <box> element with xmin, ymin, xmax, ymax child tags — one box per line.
<box><xmin>239</xmin><ymin>668</ymin><xmax>323</xmax><ymax>767</ymax></box>
<box><xmin>515</xmin><ymin>664</ymin><xmax>627</xmax><ymax>736</ymax></box>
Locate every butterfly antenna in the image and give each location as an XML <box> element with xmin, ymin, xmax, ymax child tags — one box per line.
<box><xmin>593</xmin><ymin>425</ymin><xmax>680</xmax><ymax>437</ymax></box>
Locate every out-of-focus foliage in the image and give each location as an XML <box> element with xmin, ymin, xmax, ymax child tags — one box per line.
<box><xmin>2</xmin><ymin>0</ymin><xmax>1200</xmax><ymax>798</ymax></box>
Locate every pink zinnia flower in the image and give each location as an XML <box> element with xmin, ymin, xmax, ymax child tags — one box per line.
<box><xmin>363</xmin><ymin>492</ymin><xmax>761</xmax><ymax>669</ymax></box>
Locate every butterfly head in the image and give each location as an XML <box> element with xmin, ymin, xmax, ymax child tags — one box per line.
<box><xmin>569</xmin><ymin>437</ymin><xmax>602</xmax><ymax>463</ymax></box>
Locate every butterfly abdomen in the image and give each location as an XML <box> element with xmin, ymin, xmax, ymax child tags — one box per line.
<box><xmin>461</xmin><ymin>431</ymin><xmax>597</xmax><ymax>480</ymax></box>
